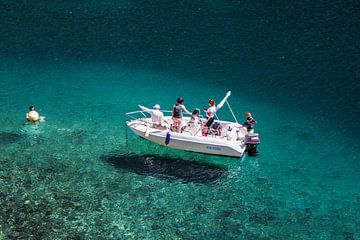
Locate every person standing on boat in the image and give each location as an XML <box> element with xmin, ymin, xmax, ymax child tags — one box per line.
<box><xmin>204</xmin><ymin>99</ymin><xmax>216</xmax><ymax>128</ymax></box>
<box><xmin>138</xmin><ymin>104</ymin><xmax>167</xmax><ymax>129</ymax></box>
<box><xmin>202</xmin><ymin>91</ymin><xmax>231</xmax><ymax>135</ymax></box>
<box><xmin>243</xmin><ymin>112</ymin><xmax>257</xmax><ymax>133</ymax></box>
<box><xmin>172</xmin><ymin>97</ymin><xmax>191</xmax><ymax>132</ymax></box>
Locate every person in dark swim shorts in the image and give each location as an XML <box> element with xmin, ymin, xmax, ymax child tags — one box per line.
<box><xmin>243</xmin><ymin>112</ymin><xmax>257</xmax><ymax>133</ymax></box>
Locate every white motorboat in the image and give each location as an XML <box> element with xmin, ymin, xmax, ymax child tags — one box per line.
<box><xmin>125</xmin><ymin>92</ymin><xmax>260</xmax><ymax>158</ymax></box>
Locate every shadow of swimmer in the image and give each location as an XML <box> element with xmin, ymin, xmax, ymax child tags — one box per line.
<box><xmin>101</xmin><ymin>154</ymin><xmax>227</xmax><ymax>184</ymax></box>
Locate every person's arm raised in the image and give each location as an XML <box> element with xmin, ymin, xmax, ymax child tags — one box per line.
<box><xmin>216</xmin><ymin>91</ymin><xmax>231</xmax><ymax>111</ymax></box>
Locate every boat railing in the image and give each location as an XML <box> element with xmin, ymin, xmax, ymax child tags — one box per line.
<box><xmin>125</xmin><ymin>110</ymin><xmax>197</xmax><ymax>120</ymax></box>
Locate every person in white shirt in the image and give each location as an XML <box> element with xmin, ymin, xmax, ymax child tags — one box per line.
<box><xmin>202</xmin><ymin>91</ymin><xmax>231</xmax><ymax>135</ymax></box>
<box><xmin>138</xmin><ymin>104</ymin><xmax>167</xmax><ymax>129</ymax></box>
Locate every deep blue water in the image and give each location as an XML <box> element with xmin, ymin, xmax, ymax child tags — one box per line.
<box><xmin>0</xmin><ymin>1</ymin><xmax>359</xmax><ymax>239</ymax></box>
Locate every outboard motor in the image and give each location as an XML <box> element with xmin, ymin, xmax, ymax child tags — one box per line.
<box><xmin>245</xmin><ymin>133</ymin><xmax>260</xmax><ymax>156</ymax></box>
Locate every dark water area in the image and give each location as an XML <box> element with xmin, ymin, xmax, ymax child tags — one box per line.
<box><xmin>1</xmin><ymin>1</ymin><xmax>359</xmax><ymax>134</ymax></box>
<box><xmin>1</xmin><ymin>1</ymin><xmax>359</xmax><ymax>239</ymax></box>
<box><xmin>0</xmin><ymin>132</ymin><xmax>22</xmax><ymax>145</ymax></box>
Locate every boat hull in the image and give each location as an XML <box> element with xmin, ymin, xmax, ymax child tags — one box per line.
<box><xmin>126</xmin><ymin>120</ymin><xmax>245</xmax><ymax>158</ymax></box>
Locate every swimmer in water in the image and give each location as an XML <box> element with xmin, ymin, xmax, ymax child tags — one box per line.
<box><xmin>26</xmin><ymin>106</ymin><xmax>45</xmax><ymax>122</ymax></box>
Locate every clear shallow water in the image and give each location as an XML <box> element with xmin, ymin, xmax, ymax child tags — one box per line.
<box><xmin>0</xmin><ymin>1</ymin><xmax>359</xmax><ymax>239</ymax></box>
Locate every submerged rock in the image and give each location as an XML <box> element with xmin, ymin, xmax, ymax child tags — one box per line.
<box><xmin>0</xmin><ymin>132</ymin><xmax>22</xmax><ymax>145</ymax></box>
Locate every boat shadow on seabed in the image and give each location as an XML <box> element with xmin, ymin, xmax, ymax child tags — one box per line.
<box><xmin>101</xmin><ymin>153</ymin><xmax>228</xmax><ymax>184</ymax></box>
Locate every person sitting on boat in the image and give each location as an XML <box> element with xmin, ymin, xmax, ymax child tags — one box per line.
<box><xmin>243</xmin><ymin>112</ymin><xmax>257</xmax><ymax>133</ymax></box>
<box><xmin>202</xmin><ymin>92</ymin><xmax>231</xmax><ymax>136</ymax></box>
<box><xmin>26</xmin><ymin>106</ymin><xmax>45</xmax><ymax>122</ymax></box>
<box><xmin>138</xmin><ymin>104</ymin><xmax>168</xmax><ymax>129</ymax></box>
<box><xmin>189</xmin><ymin>108</ymin><xmax>200</xmax><ymax>125</ymax></box>
<box><xmin>172</xmin><ymin>97</ymin><xmax>191</xmax><ymax>132</ymax></box>
<box><xmin>186</xmin><ymin>108</ymin><xmax>201</xmax><ymax>135</ymax></box>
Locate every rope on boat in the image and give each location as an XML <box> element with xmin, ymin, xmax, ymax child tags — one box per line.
<box><xmin>226</xmin><ymin>100</ymin><xmax>238</xmax><ymax>123</ymax></box>
<box><xmin>140</xmin><ymin>111</ymin><xmax>147</xmax><ymax>118</ymax></box>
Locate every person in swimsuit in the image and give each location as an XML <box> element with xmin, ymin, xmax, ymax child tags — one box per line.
<box><xmin>243</xmin><ymin>112</ymin><xmax>257</xmax><ymax>133</ymax></box>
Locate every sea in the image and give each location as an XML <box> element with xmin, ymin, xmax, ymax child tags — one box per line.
<box><xmin>0</xmin><ymin>1</ymin><xmax>359</xmax><ymax>239</ymax></box>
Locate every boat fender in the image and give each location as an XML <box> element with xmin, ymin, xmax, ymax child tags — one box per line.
<box><xmin>145</xmin><ymin>128</ymin><xmax>149</xmax><ymax>137</ymax></box>
<box><xmin>165</xmin><ymin>132</ymin><xmax>171</xmax><ymax>145</ymax></box>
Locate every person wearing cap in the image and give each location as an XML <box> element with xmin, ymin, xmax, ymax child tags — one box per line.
<box><xmin>138</xmin><ymin>104</ymin><xmax>167</xmax><ymax>129</ymax></box>
<box><xmin>172</xmin><ymin>97</ymin><xmax>191</xmax><ymax>132</ymax></box>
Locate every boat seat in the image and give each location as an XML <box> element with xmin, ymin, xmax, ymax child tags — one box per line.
<box><xmin>207</xmin><ymin>121</ymin><xmax>222</xmax><ymax>136</ymax></box>
<box><xmin>182</xmin><ymin>109</ymin><xmax>202</xmax><ymax>136</ymax></box>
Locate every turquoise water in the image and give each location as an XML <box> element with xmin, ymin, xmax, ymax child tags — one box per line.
<box><xmin>1</xmin><ymin>1</ymin><xmax>359</xmax><ymax>239</ymax></box>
